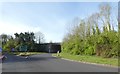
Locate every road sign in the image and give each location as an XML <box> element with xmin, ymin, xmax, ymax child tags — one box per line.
<box><xmin>19</xmin><ymin>45</ymin><xmax>27</xmax><ymax>52</ymax></box>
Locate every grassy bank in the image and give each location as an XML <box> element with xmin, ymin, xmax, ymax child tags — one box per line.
<box><xmin>52</xmin><ymin>53</ymin><xmax>118</xmax><ymax>67</ymax></box>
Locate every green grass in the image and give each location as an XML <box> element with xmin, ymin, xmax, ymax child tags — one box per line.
<box><xmin>11</xmin><ymin>52</ymin><xmax>44</xmax><ymax>56</ymax></box>
<box><xmin>52</xmin><ymin>53</ymin><xmax>118</xmax><ymax>67</ymax></box>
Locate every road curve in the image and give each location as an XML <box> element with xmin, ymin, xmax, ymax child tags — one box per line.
<box><xmin>2</xmin><ymin>53</ymin><xmax>118</xmax><ymax>72</ymax></box>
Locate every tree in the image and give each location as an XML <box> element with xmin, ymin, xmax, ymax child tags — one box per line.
<box><xmin>99</xmin><ymin>3</ymin><xmax>112</xmax><ymax>31</ymax></box>
<box><xmin>34</xmin><ymin>31</ymin><xmax>45</xmax><ymax>44</ymax></box>
<box><xmin>1</xmin><ymin>34</ymin><xmax>8</xmax><ymax>45</ymax></box>
<box><xmin>62</xmin><ymin>3</ymin><xmax>118</xmax><ymax>58</ymax></box>
<box><xmin>88</xmin><ymin>13</ymin><xmax>100</xmax><ymax>35</ymax></box>
<box><xmin>14</xmin><ymin>32</ymin><xmax>36</xmax><ymax>51</ymax></box>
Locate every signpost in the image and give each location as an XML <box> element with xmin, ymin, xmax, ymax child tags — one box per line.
<box><xmin>19</xmin><ymin>45</ymin><xmax>27</xmax><ymax>52</ymax></box>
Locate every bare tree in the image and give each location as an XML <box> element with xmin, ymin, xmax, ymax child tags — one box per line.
<box><xmin>87</xmin><ymin>13</ymin><xmax>100</xmax><ymax>35</ymax></box>
<box><xmin>99</xmin><ymin>3</ymin><xmax>112</xmax><ymax>31</ymax></box>
<box><xmin>65</xmin><ymin>17</ymin><xmax>80</xmax><ymax>35</ymax></box>
<box><xmin>34</xmin><ymin>31</ymin><xmax>45</xmax><ymax>44</ymax></box>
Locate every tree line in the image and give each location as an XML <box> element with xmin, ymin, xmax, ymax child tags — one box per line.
<box><xmin>0</xmin><ymin>32</ymin><xmax>45</xmax><ymax>52</ymax></box>
<box><xmin>62</xmin><ymin>3</ymin><xmax>119</xmax><ymax>58</ymax></box>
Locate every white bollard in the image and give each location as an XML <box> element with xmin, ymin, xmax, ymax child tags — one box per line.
<box><xmin>57</xmin><ymin>50</ymin><xmax>60</xmax><ymax>56</ymax></box>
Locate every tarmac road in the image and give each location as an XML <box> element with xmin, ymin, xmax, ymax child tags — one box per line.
<box><xmin>2</xmin><ymin>53</ymin><xmax>118</xmax><ymax>72</ymax></box>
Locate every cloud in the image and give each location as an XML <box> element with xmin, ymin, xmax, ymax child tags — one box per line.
<box><xmin>0</xmin><ymin>20</ymin><xmax>41</xmax><ymax>35</ymax></box>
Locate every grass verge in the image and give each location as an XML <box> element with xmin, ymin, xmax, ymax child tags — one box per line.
<box><xmin>10</xmin><ymin>52</ymin><xmax>44</xmax><ymax>56</ymax></box>
<box><xmin>52</xmin><ymin>53</ymin><xmax>118</xmax><ymax>67</ymax></box>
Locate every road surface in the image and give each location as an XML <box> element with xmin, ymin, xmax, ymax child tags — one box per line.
<box><xmin>2</xmin><ymin>53</ymin><xmax>118</xmax><ymax>72</ymax></box>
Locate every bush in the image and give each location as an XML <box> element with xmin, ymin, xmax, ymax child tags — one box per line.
<box><xmin>70</xmin><ymin>48</ymin><xmax>80</xmax><ymax>55</ymax></box>
<box><xmin>3</xmin><ymin>39</ymin><xmax>15</xmax><ymax>52</ymax></box>
<box><xmin>84</xmin><ymin>46</ymin><xmax>95</xmax><ymax>55</ymax></box>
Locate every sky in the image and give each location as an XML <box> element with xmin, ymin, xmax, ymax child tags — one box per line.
<box><xmin>0</xmin><ymin>2</ymin><xmax>118</xmax><ymax>43</ymax></box>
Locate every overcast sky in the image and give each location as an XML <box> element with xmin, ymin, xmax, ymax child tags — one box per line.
<box><xmin>0</xmin><ymin>2</ymin><xmax>118</xmax><ymax>42</ymax></box>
